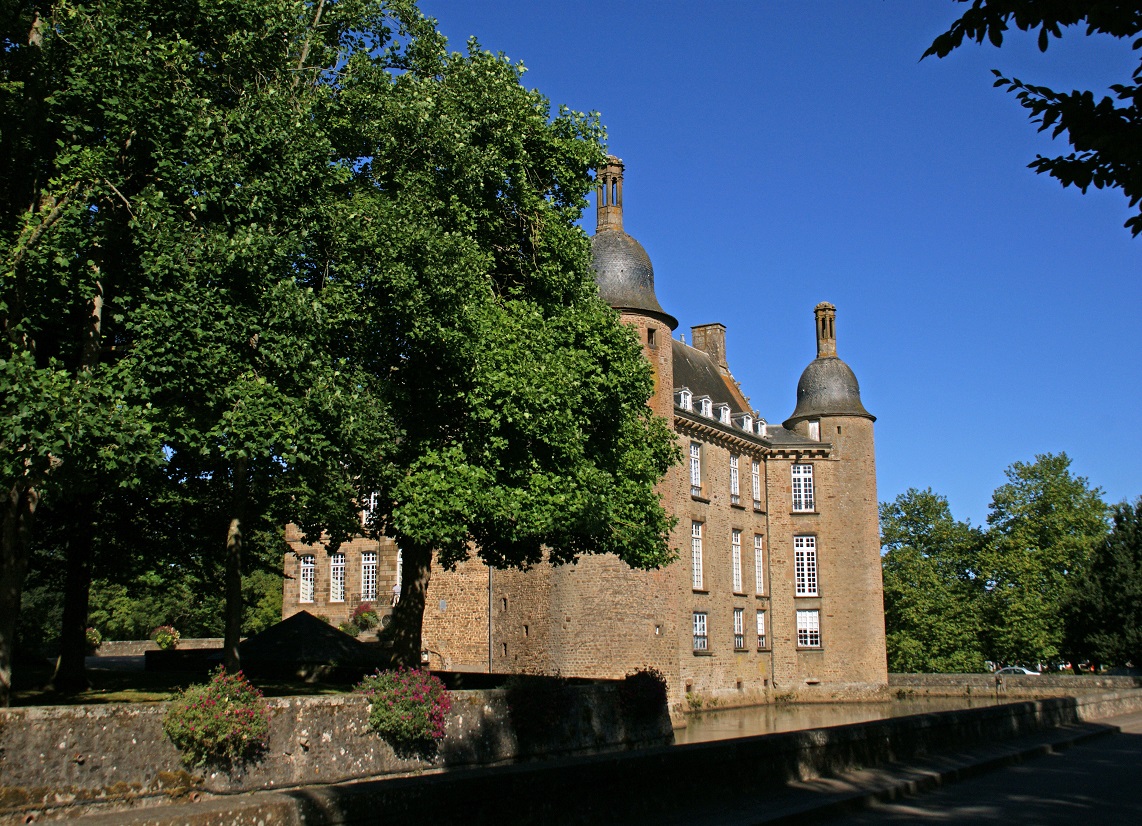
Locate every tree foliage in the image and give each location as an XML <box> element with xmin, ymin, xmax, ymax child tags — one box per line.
<box><xmin>979</xmin><ymin>452</ymin><xmax>1108</xmax><ymax>666</ymax></box>
<box><xmin>881</xmin><ymin>488</ymin><xmax>987</xmax><ymax>672</ymax></box>
<box><xmin>1063</xmin><ymin>497</ymin><xmax>1142</xmax><ymax>669</ymax></box>
<box><xmin>1</xmin><ymin>0</ymin><xmax>677</xmax><ymax>701</ymax></box>
<box><xmin>882</xmin><ymin>454</ymin><xmax>1110</xmax><ymax>672</ymax></box>
<box><xmin>925</xmin><ymin>1</ymin><xmax>1142</xmax><ymax>235</ymax></box>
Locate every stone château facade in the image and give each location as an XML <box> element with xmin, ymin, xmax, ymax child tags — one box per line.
<box><xmin>282</xmin><ymin>156</ymin><xmax>888</xmax><ymax>709</ymax></box>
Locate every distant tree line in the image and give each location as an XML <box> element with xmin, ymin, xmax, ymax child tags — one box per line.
<box><xmin>881</xmin><ymin>452</ymin><xmax>1142</xmax><ymax>673</ymax></box>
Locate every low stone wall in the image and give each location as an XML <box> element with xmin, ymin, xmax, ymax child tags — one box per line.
<box><xmin>63</xmin><ymin>688</ymin><xmax>1142</xmax><ymax>826</ymax></box>
<box><xmin>890</xmin><ymin>672</ymin><xmax>1142</xmax><ymax>698</ymax></box>
<box><xmin>0</xmin><ymin>683</ymin><xmax>671</xmax><ymax>822</ymax></box>
<box><xmin>94</xmin><ymin>639</ymin><xmax>225</xmax><ymax>658</ymax></box>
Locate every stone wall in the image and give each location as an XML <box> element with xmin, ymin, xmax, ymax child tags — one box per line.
<box><xmin>890</xmin><ymin>672</ymin><xmax>1142</xmax><ymax>697</ymax></box>
<box><xmin>55</xmin><ymin>689</ymin><xmax>1142</xmax><ymax>826</ymax></box>
<box><xmin>95</xmin><ymin>639</ymin><xmax>224</xmax><ymax>657</ymax></box>
<box><xmin>0</xmin><ymin>682</ymin><xmax>671</xmax><ymax>822</ymax></box>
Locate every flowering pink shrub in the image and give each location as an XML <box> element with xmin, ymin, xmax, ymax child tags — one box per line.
<box><xmin>162</xmin><ymin>667</ymin><xmax>271</xmax><ymax>769</ymax></box>
<box><xmin>356</xmin><ymin>668</ymin><xmax>450</xmax><ymax>757</ymax></box>
<box><xmin>351</xmin><ymin>603</ymin><xmax>380</xmax><ymax>631</ymax></box>
<box><xmin>151</xmin><ymin>624</ymin><xmax>181</xmax><ymax>650</ymax></box>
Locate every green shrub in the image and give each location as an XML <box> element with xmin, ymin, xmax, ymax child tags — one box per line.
<box><xmin>351</xmin><ymin>603</ymin><xmax>379</xmax><ymax>631</ymax></box>
<box><xmin>619</xmin><ymin>667</ymin><xmax>668</xmax><ymax>719</ymax></box>
<box><xmin>338</xmin><ymin>621</ymin><xmax>361</xmax><ymax>637</ymax></box>
<box><xmin>356</xmin><ymin>668</ymin><xmax>450</xmax><ymax>758</ymax></box>
<box><xmin>163</xmin><ymin>667</ymin><xmax>271</xmax><ymax>769</ymax></box>
<box><xmin>151</xmin><ymin>624</ymin><xmax>181</xmax><ymax>650</ymax></box>
<box><xmin>84</xmin><ymin>627</ymin><xmax>102</xmax><ymax>655</ymax></box>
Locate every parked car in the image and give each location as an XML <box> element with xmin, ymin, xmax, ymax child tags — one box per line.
<box><xmin>995</xmin><ymin>666</ymin><xmax>1039</xmax><ymax>676</ymax></box>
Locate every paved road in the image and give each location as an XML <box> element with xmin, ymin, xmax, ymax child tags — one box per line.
<box><xmin>819</xmin><ymin>711</ymin><xmax>1142</xmax><ymax>824</ymax></box>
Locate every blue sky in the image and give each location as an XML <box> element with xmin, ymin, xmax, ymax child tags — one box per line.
<box><xmin>420</xmin><ymin>0</ymin><xmax>1140</xmax><ymax>528</ymax></box>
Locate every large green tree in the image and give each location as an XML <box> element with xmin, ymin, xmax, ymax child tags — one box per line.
<box><xmin>1</xmin><ymin>0</ymin><xmax>677</xmax><ymax>701</ymax></box>
<box><xmin>881</xmin><ymin>488</ymin><xmax>987</xmax><ymax>672</ymax></box>
<box><xmin>327</xmin><ymin>36</ymin><xmax>678</xmax><ymax>666</ymax></box>
<box><xmin>1063</xmin><ymin>497</ymin><xmax>1142</xmax><ymax>670</ymax></box>
<box><xmin>979</xmin><ymin>452</ymin><xmax>1108</xmax><ymax>666</ymax></box>
<box><xmin>925</xmin><ymin>1</ymin><xmax>1142</xmax><ymax>235</ymax></box>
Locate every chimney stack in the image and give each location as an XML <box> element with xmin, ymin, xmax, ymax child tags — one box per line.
<box><xmin>596</xmin><ymin>155</ymin><xmax>624</xmax><ymax>232</ymax></box>
<box><xmin>814</xmin><ymin>302</ymin><xmax>837</xmax><ymax>359</ymax></box>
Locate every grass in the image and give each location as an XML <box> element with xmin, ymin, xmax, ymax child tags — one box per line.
<box><xmin>9</xmin><ymin>659</ymin><xmax>356</xmax><ymax>707</ymax></box>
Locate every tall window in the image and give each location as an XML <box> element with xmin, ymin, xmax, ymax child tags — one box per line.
<box><xmin>330</xmin><ymin>553</ymin><xmax>346</xmax><ymax>602</ymax></box>
<box><xmin>797</xmin><ymin>609</ymin><xmax>821</xmax><ymax>648</ymax></box>
<box><xmin>733</xmin><ymin>607</ymin><xmax>745</xmax><ymax>650</ymax></box>
<box><xmin>361</xmin><ymin>491</ymin><xmax>380</xmax><ymax>527</ymax></box>
<box><xmin>757</xmin><ymin>609</ymin><xmax>767</xmax><ymax>650</ymax></box>
<box><xmin>794</xmin><ymin>536</ymin><xmax>818</xmax><ymax>596</ymax></box>
<box><xmin>361</xmin><ymin>551</ymin><xmax>378</xmax><ymax>602</ymax></box>
<box><xmin>754</xmin><ymin>534</ymin><xmax>765</xmax><ymax>594</ymax></box>
<box><xmin>808</xmin><ymin>420</ymin><xmax>821</xmax><ymax>441</ymax></box>
<box><xmin>299</xmin><ymin>554</ymin><xmax>315</xmax><ymax>603</ymax></box>
<box><xmin>691</xmin><ymin>522</ymin><xmax>704</xmax><ymax>590</ymax></box>
<box><xmin>693</xmin><ymin>612</ymin><xmax>708</xmax><ymax>651</ymax></box>
<box><xmin>791</xmin><ymin>463</ymin><xmax>815</xmax><ymax>512</ymax></box>
<box><xmin>751</xmin><ymin>459</ymin><xmax>761</xmax><ymax>509</ymax></box>
<box><xmin>731</xmin><ymin>529</ymin><xmax>742</xmax><ymax>592</ymax></box>
<box><xmin>729</xmin><ymin>455</ymin><xmax>740</xmax><ymax>505</ymax></box>
<box><xmin>690</xmin><ymin>442</ymin><xmax>702</xmax><ymax>497</ymax></box>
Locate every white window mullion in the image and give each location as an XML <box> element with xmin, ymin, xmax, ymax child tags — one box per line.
<box><xmin>754</xmin><ymin>534</ymin><xmax>765</xmax><ymax>594</ymax></box>
<box><xmin>691</xmin><ymin>522</ymin><xmax>704</xmax><ymax>590</ymax></box>
<box><xmin>731</xmin><ymin>529</ymin><xmax>742</xmax><ymax>592</ymax></box>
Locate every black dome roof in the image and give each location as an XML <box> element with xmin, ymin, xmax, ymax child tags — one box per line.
<box><xmin>590</xmin><ymin>229</ymin><xmax>678</xmax><ymax>330</ymax></box>
<box><xmin>784</xmin><ymin>356</ymin><xmax>874</xmax><ymax>426</ymax></box>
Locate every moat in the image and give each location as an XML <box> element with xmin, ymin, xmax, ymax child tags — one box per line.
<box><xmin>674</xmin><ymin>696</ymin><xmax>1004</xmax><ymax>744</ymax></box>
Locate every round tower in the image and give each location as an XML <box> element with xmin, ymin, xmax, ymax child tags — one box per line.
<box><xmin>784</xmin><ymin>302</ymin><xmax>887</xmax><ymax>688</ymax></box>
<box><xmin>590</xmin><ymin>156</ymin><xmax>677</xmax><ymax>421</ymax></box>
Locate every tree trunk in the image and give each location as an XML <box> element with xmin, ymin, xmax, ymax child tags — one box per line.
<box><xmin>50</xmin><ymin>495</ymin><xmax>96</xmax><ymax>693</ymax></box>
<box><xmin>388</xmin><ymin>541</ymin><xmax>432</xmax><ymax>668</ymax></box>
<box><xmin>1</xmin><ymin>479</ymin><xmax>40</xmax><ymax>707</ymax></box>
<box><xmin>223</xmin><ymin>457</ymin><xmax>247</xmax><ymax>673</ymax></box>
<box><xmin>49</xmin><ymin>279</ymin><xmax>105</xmax><ymax>692</ymax></box>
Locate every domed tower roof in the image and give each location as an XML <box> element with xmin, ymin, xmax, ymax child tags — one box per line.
<box><xmin>590</xmin><ymin>156</ymin><xmax>678</xmax><ymax>330</ymax></box>
<box><xmin>784</xmin><ymin>302</ymin><xmax>875</xmax><ymax>427</ymax></box>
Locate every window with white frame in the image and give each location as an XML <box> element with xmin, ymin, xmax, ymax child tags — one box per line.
<box><xmin>733</xmin><ymin>607</ymin><xmax>745</xmax><ymax>650</ymax></box>
<box><xmin>717</xmin><ymin>404</ymin><xmax>731</xmax><ymax>424</ymax></box>
<box><xmin>361</xmin><ymin>551</ymin><xmax>378</xmax><ymax>602</ymax></box>
<box><xmin>797</xmin><ymin>609</ymin><xmax>821</xmax><ymax>648</ymax></box>
<box><xmin>729</xmin><ymin>454</ymin><xmax>740</xmax><ymax>505</ymax></box>
<box><xmin>791</xmin><ymin>463</ymin><xmax>815</xmax><ymax>512</ymax></box>
<box><xmin>808</xmin><ymin>420</ymin><xmax>821</xmax><ymax>441</ymax></box>
<box><xmin>757</xmin><ymin>609</ymin><xmax>767</xmax><ymax>649</ymax></box>
<box><xmin>741</xmin><ymin>414</ymin><xmax>753</xmax><ymax>432</ymax></box>
<box><xmin>678</xmin><ymin>388</ymin><xmax>693</xmax><ymax>411</ymax></box>
<box><xmin>699</xmin><ymin>396</ymin><xmax>713</xmax><ymax>418</ymax></box>
<box><xmin>361</xmin><ymin>491</ymin><xmax>380</xmax><ymax>527</ymax></box>
<box><xmin>754</xmin><ymin>534</ymin><xmax>765</xmax><ymax>594</ymax></box>
<box><xmin>330</xmin><ymin>552</ymin><xmax>346</xmax><ymax>602</ymax></box>
<box><xmin>691</xmin><ymin>522</ymin><xmax>704</xmax><ymax>590</ymax></box>
<box><xmin>299</xmin><ymin>554</ymin><xmax>315</xmax><ymax>603</ymax></box>
<box><xmin>794</xmin><ymin>536</ymin><xmax>818</xmax><ymax>596</ymax></box>
<box><xmin>693</xmin><ymin>611</ymin><xmax>708</xmax><ymax>651</ymax></box>
<box><xmin>751</xmin><ymin>459</ymin><xmax>761</xmax><ymax>509</ymax></box>
<box><xmin>690</xmin><ymin>442</ymin><xmax>702</xmax><ymax>497</ymax></box>
<box><xmin>731</xmin><ymin>529</ymin><xmax>743</xmax><ymax>592</ymax></box>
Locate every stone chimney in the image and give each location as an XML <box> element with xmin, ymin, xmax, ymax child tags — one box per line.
<box><xmin>815</xmin><ymin>302</ymin><xmax>837</xmax><ymax>358</ymax></box>
<box><xmin>596</xmin><ymin>155</ymin><xmax>624</xmax><ymax>232</ymax></box>
<box><xmin>691</xmin><ymin>323</ymin><xmax>728</xmax><ymax>372</ymax></box>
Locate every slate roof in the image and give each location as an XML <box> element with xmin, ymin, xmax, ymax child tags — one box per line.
<box><xmin>671</xmin><ymin>338</ymin><xmax>822</xmax><ymax>449</ymax></box>
<box><xmin>591</xmin><ymin>229</ymin><xmax>678</xmax><ymax>330</ymax></box>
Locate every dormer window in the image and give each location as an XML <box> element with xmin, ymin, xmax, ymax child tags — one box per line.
<box><xmin>757</xmin><ymin>419</ymin><xmax>767</xmax><ymax>437</ymax></box>
<box><xmin>677</xmin><ymin>388</ymin><xmax>693</xmax><ymax>411</ymax></box>
<box><xmin>698</xmin><ymin>396</ymin><xmax>713</xmax><ymax>418</ymax></box>
<box><xmin>736</xmin><ymin>414</ymin><xmax>753</xmax><ymax>433</ymax></box>
<box><xmin>716</xmin><ymin>404</ymin><xmax>731</xmax><ymax>424</ymax></box>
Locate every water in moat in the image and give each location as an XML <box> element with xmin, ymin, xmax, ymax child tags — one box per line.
<box><xmin>674</xmin><ymin>696</ymin><xmax>1004</xmax><ymax>745</ymax></box>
